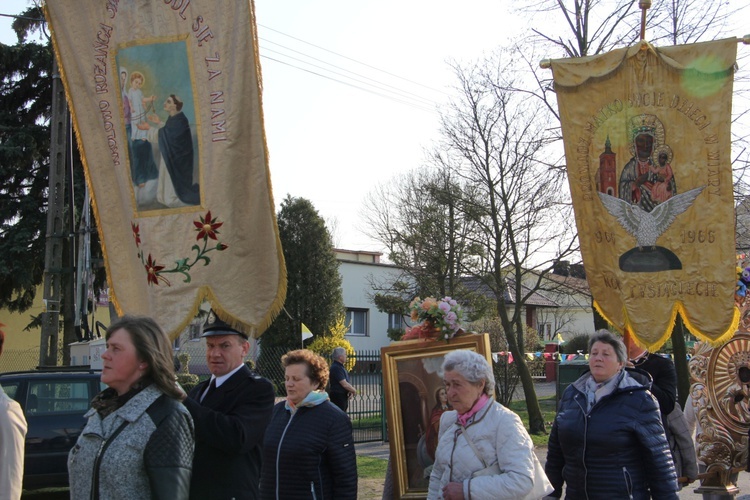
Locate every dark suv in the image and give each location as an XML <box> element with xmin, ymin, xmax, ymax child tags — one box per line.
<box><xmin>0</xmin><ymin>368</ymin><xmax>103</xmax><ymax>490</ymax></box>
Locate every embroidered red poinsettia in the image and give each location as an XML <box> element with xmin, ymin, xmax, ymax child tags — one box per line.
<box><xmin>194</xmin><ymin>210</ymin><xmax>224</xmax><ymax>241</ymax></box>
<box><xmin>133</xmin><ymin>211</ymin><xmax>228</xmax><ymax>286</ymax></box>
<box><xmin>131</xmin><ymin>222</ymin><xmax>141</xmax><ymax>247</ymax></box>
<box><xmin>145</xmin><ymin>254</ymin><xmax>166</xmax><ymax>286</ymax></box>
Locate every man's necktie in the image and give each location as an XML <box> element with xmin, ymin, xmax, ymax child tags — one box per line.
<box><xmin>201</xmin><ymin>378</ymin><xmax>217</xmax><ymax>403</ymax></box>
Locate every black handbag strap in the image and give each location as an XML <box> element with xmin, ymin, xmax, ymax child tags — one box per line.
<box><xmin>90</xmin><ymin>420</ymin><xmax>129</xmax><ymax>500</ymax></box>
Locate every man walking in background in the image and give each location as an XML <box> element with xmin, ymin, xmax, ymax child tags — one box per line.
<box><xmin>329</xmin><ymin>347</ymin><xmax>356</xmax><ymax>412</ymax></box>
<box><xmin>0</xmin><ymin>325</ymin><xmax>27</xmax><ymax>500</ymax></box>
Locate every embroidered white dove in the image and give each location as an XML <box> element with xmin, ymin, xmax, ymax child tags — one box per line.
<box><xmin>597</xmin><ymin>186</ymin><xmax>705</xmax><ymax>249</ymax></box>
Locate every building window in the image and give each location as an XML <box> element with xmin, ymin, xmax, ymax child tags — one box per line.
<box><xmin>388</xmin><ymin>313</ymin><xmax>403</xmax><ymax>331</ymax></box>
<box><xmin>188</xmin><ymin>322</ymin><xmax>202</xmax><ymax>341</ymax></box>
<box><xmin>538</xmin><ymin>323</ymin><xmax>552</xmax><ymax>340</ymax></box>
<box><xmin>345</xmin><ymin>308</ymin><xmax>368</xmax><ymax>336</ymax></box>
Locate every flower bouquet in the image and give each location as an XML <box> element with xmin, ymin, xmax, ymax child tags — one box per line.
<box><xmin>401</xmin><ymin>296</ymin><xmax>464</xmax><ymax>341</ymax></box>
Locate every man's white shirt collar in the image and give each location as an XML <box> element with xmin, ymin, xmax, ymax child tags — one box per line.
<box><xmin>212</xmin><ymin>363</ymin><xmax>245</xmax><ymax>388</ymax></box>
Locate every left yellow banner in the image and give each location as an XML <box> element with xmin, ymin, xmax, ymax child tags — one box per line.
<box><xmin>44</xmin><ymin>0</ymin><xmax>286</xmax><ymax>338</ymax></box>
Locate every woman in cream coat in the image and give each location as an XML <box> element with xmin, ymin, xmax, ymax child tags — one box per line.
<box><xmin>428</xmin><ymin>350</ymin><xmax>551</xmax><ymax>500</ymax></box>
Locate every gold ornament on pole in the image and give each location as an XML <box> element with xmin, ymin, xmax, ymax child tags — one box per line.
<box><xmin>688</xmin><ymin>270</ymin><xmax>750</xmax><ymax>495</ymax></box>
<box><xmin>639</xmin><ymin>0</ymin><xmax>652</xmax><ymax>41</ymax></box>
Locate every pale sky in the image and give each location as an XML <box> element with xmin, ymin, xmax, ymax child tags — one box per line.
<box><xmin>2</xmin><ymin>0</ymin><xmax>748</xmax><ymax>256</ymax></box>
<box><xmin>253</xmin><ymin>1</ymin><xmax>524</xmax><ymax>253</ymax></box>
<box><xmin>1</xmin><ymin>0</ymin><xmax>524</xmax><ymax>256</ymax></box>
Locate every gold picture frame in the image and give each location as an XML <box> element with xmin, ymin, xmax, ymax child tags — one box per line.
<box><xmin>381</xmin><ymin>333</ymin><xmax>492</xmax><ymax>499</ymax></box>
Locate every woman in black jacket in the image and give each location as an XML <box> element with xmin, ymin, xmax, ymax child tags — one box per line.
<box><xmin>545</xmin><ymin>330</ymin><xmax>678</xmax><ymax>499</ymax></box>
<box><xmin>260</xmin><ymin>349</ymin><xmax>357</xmax><ymax>499</ymax></box>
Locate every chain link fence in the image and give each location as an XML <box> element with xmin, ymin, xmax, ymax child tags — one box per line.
<box><xmin>0</xmin><ymin>347</ymin><xmax>65</xmax><ymax>373</ymax></box>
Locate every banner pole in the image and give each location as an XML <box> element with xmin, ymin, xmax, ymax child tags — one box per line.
<box><xmin>639</xmin><ymin>0</ymin><xmax>652</xmax><ymax>41</ymax></box>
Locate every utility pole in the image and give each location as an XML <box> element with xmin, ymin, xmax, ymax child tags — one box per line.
<box><xmin>40</xmin><ymin>56</ymin><xmax>70</xmax><ymax>367</ymax></box>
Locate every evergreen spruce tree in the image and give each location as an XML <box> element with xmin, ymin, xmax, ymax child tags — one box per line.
<box><xmin>1</xmin><ymin>8</ymin><xmax>104</xmax><ymax>354</ymax></box>
<box><xmin>262</xmin><ymin>195</ymin><xmax>344</xmax><ymax>348</ymax></box>
<box><xmin>0</xmin><ymin>12</ymin><xmax>52</xmax><ymax>312</ymax></box>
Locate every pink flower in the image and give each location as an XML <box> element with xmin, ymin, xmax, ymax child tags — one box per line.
<box><xmin>445</xmin><ymin>311</ymin><xmax>458</xmax><ymax>328</ymax></box>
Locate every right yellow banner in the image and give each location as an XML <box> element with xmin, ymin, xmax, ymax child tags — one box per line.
<box><xmin>551</xmin><ymin>39</ymin><xmax>739</xmax><ymax>350</ymax></box>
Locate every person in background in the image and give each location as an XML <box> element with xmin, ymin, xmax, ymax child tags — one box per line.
<box><xmin>624</xmin><ymin>335</ymin><xmax>697</xmax><ymax>483</ymax></box>
<box><xmin>684</xmin><ymin>393</ymin><xmax>705</xmax><ymax>471</ymax></box>
<box><xmin>0</xmin><ymin>324</ymin><xmax>27</xmax><ymax>500</ymax></box>
<box><xmin>329</xmin><ymin>346</ymin><xmax>356</xmax><ymax>412</ymax></box>
<box><xmin>428</xmin><ymin>350</ymin><xmax>551</xmax><ymax>500</ymax></box>
<box><xmin>260</xmin><ymin>349</ymin><xmax>357</xmax><ymax>499</ymax></box>
<box><xmin>624</xmin><ymin>335</ymin><xmax>677</xmax><ymax>419</ymax></box>
<box><xmin>183</xmin><ymin>311</ymin><xmax>274</xmax><ymax>500</ymax></box>
<box><xmin>546</xmin><ymin>330</ymin><xmax>678</xmax><ymax>499</ymax></box>
<box><xmin>67</xmin><ymin>316</ymin><xmax>194</xmax><ymax>499</ymax></box>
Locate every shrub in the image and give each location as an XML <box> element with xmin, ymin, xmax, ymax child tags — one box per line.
<box><xmin>307</xmin><ymin>314</ymin><xmax>356</xmax><ymax>371</ymax></box>
<box><xmin>466</xmin><ymin>318</ymin><xmax>541</xmax><ymax>353</ymax></box>
<box><xmin>493</xmin><ymin>355</ymin><xmax>520</xmax><ymax>406</ymax></box>
<box><xmin>523</xmin><ymin>325</ymin><xmax>543</xmax><ymax>352</ymax></box>
<box><xmin>176</xmin><ymin>352</ymin><xmax>199</xmax><ymax>389</ymax></box>
<box><xmin>562</xmin><ymin>333</ymin><xmax>590</xmax><ymax>354</ymax></box>
<box><xmin>526</xmin><ymin>357</ymin><xmax>546</xmax><ymax>377</ymax></box>
<box><xmin>387</xmin><ymin>327</ymin><xmax>404</xmax><ymax>342</ymax></box>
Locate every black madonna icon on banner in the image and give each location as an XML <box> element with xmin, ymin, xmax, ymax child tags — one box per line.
<box><xmin>596</xmin><ymin>114</ymin><xmax>704</xmax><ymax>273</ymax></box>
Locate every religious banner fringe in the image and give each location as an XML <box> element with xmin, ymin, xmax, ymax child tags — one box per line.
<box><xmin>551</xmin><ymin>39</ymin><xmax>739</xmax><ymax>350</ymax></box>
<box><xmin>44</xmin><ymin>0</ymin><xmax>286</xmax><ymax>339</ymax></box>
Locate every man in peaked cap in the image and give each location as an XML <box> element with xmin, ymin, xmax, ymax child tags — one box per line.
<box><xmin>183</xmin><ymin>311</ymin><xmax>274</xmax><ymax>500</ymax></box>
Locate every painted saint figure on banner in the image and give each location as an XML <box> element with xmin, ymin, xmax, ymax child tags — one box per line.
<box><xmin>127</xmin><ymin>70</ymin><xmax>159</xmax><ymax>206</ymax></box>
<box><xmin>396</xmin><ymin>355</ymin><xmax>447</xmax><ymax>488</ymax></box>
<box><xmin>116</xmin><ymin>40</ymin><xmax>201</xmax><ymax>212</ymax></box>
<box><xmin>147</xmin><ymin>95</ymin><xmax>200</xmax><ymax>207</ymax></box>
<box><xmin>618</xmin><ymin>114</ymin><xmax>677</xmax><ymax>212</ymax></box>
<box><xmin>596</xmin><ymin>114</ymin><xmax>704</xmax><ymax>273</ymax></box>
<box><xmin>651</xmin><ymin>146</ymin><xmax>675</xmax><ymax>204</ymax></box>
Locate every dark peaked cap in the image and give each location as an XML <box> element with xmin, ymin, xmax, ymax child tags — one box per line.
<box><xmin>201</xmin><ymin>310</ymin><xmax>249</xmax><ymax>339</ymax></box>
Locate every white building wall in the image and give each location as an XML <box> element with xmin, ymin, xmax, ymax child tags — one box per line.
<box><xmin>522</xmin><ymin>274</ymin><xmax>596</xmax><ymax>341</ymax></box>
<box><xmin>338</xmin><ymin>258</ymin><xmax>402</xmax><ymax>352</ymax></box>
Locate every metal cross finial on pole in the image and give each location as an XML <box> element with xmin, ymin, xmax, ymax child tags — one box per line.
<box><xmin>639</xmin><ymin>0</ymin><xmax>652</xmax><ymax>41</ymax></box>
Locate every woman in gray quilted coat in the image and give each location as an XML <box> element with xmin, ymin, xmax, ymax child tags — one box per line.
<box><xmin>68</xmin><ymin>315</ymin><xmax>194</xmax><ymax>499</ymax></box>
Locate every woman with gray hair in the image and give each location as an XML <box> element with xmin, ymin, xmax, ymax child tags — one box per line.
<box><xmin>428</xmin><ymin>350</ymin><xmax>552</xmax><ymax>499</ymax></box>
<box><xmin>545</xmin><ymin>330</ymin><xmax>678</xmax><ymax>498</ymax></box>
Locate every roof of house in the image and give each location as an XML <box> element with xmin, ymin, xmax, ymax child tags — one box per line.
<box><xmin>461</xmin><ymin>276</ymin><xmax>559</xmax><ymax>307</ymax></box>
<box><xmin>541</xmin><ymin>272</ymin><xmax>592</xmax><ymax>297</ymax></box>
